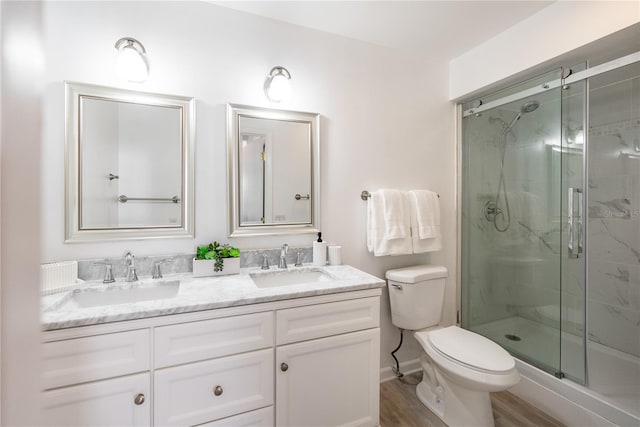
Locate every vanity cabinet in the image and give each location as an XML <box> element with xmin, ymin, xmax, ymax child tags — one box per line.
<box><xmin>275</xmin><ymin>298</ymin><xmax>380</xmax><ymax>427</ymax></box>
<box><xmin>41</xmin><ymin>289</ymin><xmax>381</xmax><ymax>427</ymax></box>
<box><xmin>41</xmin><ymin>329</ymin><xmax>151</xmax><ymax>426</ymax></box>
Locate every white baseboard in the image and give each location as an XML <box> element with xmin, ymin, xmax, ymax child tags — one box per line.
<box><xmin>380</xmin><ymin>358</ymin><xmax>421</xmax><ymax>383</ymax></box>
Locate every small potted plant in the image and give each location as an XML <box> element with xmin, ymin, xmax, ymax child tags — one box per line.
<box><xmin>193</xmin><ymin>241</ymin><xmax>241</xmax><ymax>277</ymax></box>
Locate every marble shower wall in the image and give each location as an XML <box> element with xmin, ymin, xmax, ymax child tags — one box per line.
<box><xmin>587</xmin><ymin>69</ymin><xmax>640</xmax><ymax>357</ymax></box>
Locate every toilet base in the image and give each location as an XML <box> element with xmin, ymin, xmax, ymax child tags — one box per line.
<box><xmin>417</xmin><ymin>355</ymin><xmax>496</xmax><ymax>427</ymax></box>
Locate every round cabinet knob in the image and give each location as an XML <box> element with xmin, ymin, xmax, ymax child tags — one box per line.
<box><xmin>134</xmin><ymin>393</ymin><xmax>145</xmax><ymax>405</ymax></box>
<box><xmin>281</xmin><ymin>362</ymin><xmax>289</xmax><ymax>372</ymax></box>
<box><xmin>213</xmin><ymin>385</ymin><xmax>223</xmax><ymax>396</ymax></box>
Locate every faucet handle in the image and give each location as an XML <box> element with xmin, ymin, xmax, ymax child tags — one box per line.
<box><xmin>261</xmin><ymin>254</ymin><xmax>270</xmax><ymax>270</ymax></box>
<box><xmin>295</xmin><ymin>252</ymin><xmax>304</xmax><ymax>267</ymax></box>
<box><xmin>152</xmin><ymin>259</ymin><xmax>172</xmax><ymax>279</ymax></box>
<box><xmin>124</xmin><ymin>251</ymin><xmax>135</xmax><ymax>266</ymax></box>
<box><xmin>94</xmin><ymin>262</ymin><xmax>115</xmax><ymax>284</ymax></box>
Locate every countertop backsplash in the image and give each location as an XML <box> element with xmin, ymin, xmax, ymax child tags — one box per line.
<box><xmin>76</xmin><ymin>247</ymin><xmax>314</xmax><ymax>282</ymax></box>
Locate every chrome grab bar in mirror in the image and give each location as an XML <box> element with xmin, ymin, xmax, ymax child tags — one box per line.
<box><xmin>118</xmin><ymin>195</ymin><xmax>180</xmax><ymax>204</ymax></box>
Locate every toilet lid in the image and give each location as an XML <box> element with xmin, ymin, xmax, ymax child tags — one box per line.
<box><xmin>427</xmin><ymin>327</ymin><xmax>515</xmax><ymax>373</ymax></box>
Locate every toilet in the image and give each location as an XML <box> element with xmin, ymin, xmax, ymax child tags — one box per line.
<box><xmin>386</xmin><ymin>265</ymin><xmax>519</xmax><ymax>427</ymax></box>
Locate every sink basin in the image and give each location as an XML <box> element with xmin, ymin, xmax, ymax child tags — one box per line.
<box><xmin>250</xmin><ymin>269</ymin><xmax>332</xmax><ymax>288</ymax></box>
<box><xmin>71</xmin><ymin>280</ymin><xmax>180</xmax><ymax>308</ymax></box>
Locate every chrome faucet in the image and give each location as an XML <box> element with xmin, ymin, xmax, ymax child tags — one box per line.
<box><xmin>279</xmin><ymin>244</ymin><xmax>289</xmax><ymax>269</ymax></box>
<box><xmin>94</xmin><ymin>262</ymin><xmax>115</xmax><ymax>284</ymax></box>
<box><xmin>124</xmin><ymin>251</ymin><xmax>139</xmax><ymax>282</ymax></box>
<box><xmin>152</xmin><ymin>258</ymin><xmax>172</xmax><ymax>279</ymax></box>
<box><xmin>261</xmin><ymin>254</ymin><xmax>270</xmax><ymax>270</ymax></box>
<box><xmin>295</xmin><ymin>251</ymin><xmax>304</xmax><ymax>267</ymax></box>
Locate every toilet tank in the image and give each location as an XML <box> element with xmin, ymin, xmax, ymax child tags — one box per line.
<box><xmin>386</xmin><ymin>265</ymin><xmax>448</xmax><ymax>330</ymax></box>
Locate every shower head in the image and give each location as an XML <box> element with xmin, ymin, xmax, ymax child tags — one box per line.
<box><xmin>503</xmin><ymin>100</ymin><xmax>540</xmax><ymax>134</ymax></box>
<box><xmin>521</xmin><ymin>100</ymin><xmax>540</xmax><ymax>114</ymax></box>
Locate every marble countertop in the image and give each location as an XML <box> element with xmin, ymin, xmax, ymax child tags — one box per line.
<box><xmin>41</xmin><ymin>264</ymin><xmax>385</xmax><ymax>331</ymax></box>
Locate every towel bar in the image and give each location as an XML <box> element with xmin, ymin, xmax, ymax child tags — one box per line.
<box><xmin>361</xmin><ymin>190</ymin><xmax>439</xmax><ymax>201</ymax></box>
<box><xmin>118</xmin><ymin>195</ymin><xmax>181</xmax><ymax>204</ymax></box>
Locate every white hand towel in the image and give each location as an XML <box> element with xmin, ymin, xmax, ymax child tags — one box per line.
<box><xmin>381</xmin><ymin>189</ymin><xmax>408</xmax><ymax>239</ymax></box>
<box><xmin>367</xmin><ymin>191</ymin><xmax>412</xmax><ymax>256</ymax></box>
<box><xmin>409</xmin><ymin>190</ymin><xmax>440</xmax><ymax>239</ymax></box>
<box><xmin>409</xmin><ymin>190</ymin><xmax>442</xmax><ymax>253</ymax></box>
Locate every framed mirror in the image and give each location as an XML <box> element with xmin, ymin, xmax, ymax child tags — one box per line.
<box><xmin>227</xmin><ymin>104</ymin><xmax>320</xmax><ymax>236</ymax></box>
<box><xmin>65</xmin><ymin>82</ymin><xmax>195</xmax><ymax>242</ymax></box>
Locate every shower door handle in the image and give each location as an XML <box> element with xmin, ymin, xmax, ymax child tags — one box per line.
<box><xmin>576</xmin><ymin>189</ymin><xmax>584</xmax><ymax>257</ymax></box>
<box><xmin>567</xmin><ymin>187</ymin><xmax>583</xmax><ymax>259</ymax></box>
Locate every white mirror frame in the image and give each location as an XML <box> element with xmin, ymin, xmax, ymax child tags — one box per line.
<box><xmin>65</xmin><ymin>81</ymin><xmax>195</xmax><ymax>242</ymax></box>
<box><xmin>227</xmin><ymin>104</ymin><xmax>320</xmax><ymax>237</ymax></box>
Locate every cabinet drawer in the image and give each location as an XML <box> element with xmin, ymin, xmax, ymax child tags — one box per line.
<box><xmin>154</xmin><ymin>311</ymin><xmax>273</xmax><ymax>368</ymax></box>
<box><xmin>276</xmin><ymin>297</ymin><xmax>379</xmax><ymax>345</ymax></box>
<box><xmin>42</xmin><ymin>372</ymin><xmax>150</xmax><ymax>427</ymax></box>
<box><xmin>154</xmin><ymin>349</ymin><xmax>274</xmax><ymax>426</ymax></box>
<box><xmin>43</xmin><ymin>329</ymin><xmax>150</xmax><ymax>390</ymax></box>
<box><xmin>197</xmin><ymin>406</ymin><xmax>274</xmax><ymax>427</ymax></box>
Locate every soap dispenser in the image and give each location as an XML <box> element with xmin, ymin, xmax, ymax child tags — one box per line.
<box><xmin>313</xmin><ymin>232</ymin><xmax>327</xmax><ymax>266</ymax></box>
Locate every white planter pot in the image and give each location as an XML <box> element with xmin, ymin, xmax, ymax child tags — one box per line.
<box><xmin>192</xmin><ymin>257</ymin><xmax>240</xmax><ymax>277</ymax></box>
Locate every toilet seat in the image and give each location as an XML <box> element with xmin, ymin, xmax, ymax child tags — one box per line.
<box><xmin>427</xmin><ymin>326</ymin><xmax>515</xmax><ymax>373</ymax></box>
<box><xmin>414</xmin><ymin>326</ymin><xmax>520</xmax><ymax>391</ymax></box>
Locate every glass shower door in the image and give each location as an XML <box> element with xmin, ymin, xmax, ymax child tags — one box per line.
<box><xmin>559</xmin><ymin>74</ymin><xmax>587</xmax><ymax>384</ymax></box>
<box><xmin>461</xmin><ymin>71</ymin><xmax>565</xmax><ymax>376</ymax></box>
<box><xmin>584</xmin><ymin>61</ymin><xmax>640</xmax><ymax>415</ymax></box>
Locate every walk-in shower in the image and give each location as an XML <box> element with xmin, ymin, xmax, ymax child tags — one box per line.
<box><xmin>460</xmin><ymin>52</ymin><xmax>640</xmax><ymax>426</ymax></box>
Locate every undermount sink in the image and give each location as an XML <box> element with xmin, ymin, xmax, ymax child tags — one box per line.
<box><xmin>71</xmin><ymin>280</ymin><xmax>181</xmax><ymax>308</ymax></box>
<box><xmin>250</xmin><ymin>269</ymin><xmax>333</xmax><ymax>288</ymax></box>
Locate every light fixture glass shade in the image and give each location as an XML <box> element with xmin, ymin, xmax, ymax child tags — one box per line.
<box><xmin>115</xmin><ymin>38</ymin><xmax>148</xmax><ymax>83</ymax></box>
<box><xmin>264</xmin><ymin>66</ymin><xmax>291</xmax><ymax>103</ymax></box>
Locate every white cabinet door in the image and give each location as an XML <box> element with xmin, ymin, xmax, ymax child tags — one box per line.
<box><xmin>42</xmin><ymin>373</ymin><xmax>150</xmax><ymax>426</ymax></box>
<box><xmin>276</xmin><ymin>329</ymin><xmax>380</xmax><ymax>427</ymax></box>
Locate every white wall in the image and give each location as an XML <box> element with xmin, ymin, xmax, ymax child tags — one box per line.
<box><xmin>449</xmin><ymin>1</ymin><xmax>640</xmax><ymax>100</ymax></box>
<box><xmin>117</xmin><ymin>103</ymin><xmax>181</xmax><ymax>227</ymax></box>
<box><xmin>81</xmin><ymin>98</ymin><xmax>119</xmax><ymax>228</ymax></box>
<box><xmin>1</xmin><ymin>1</ymin><xmax>44</xmax><ymax>424</ymax></box>
<box><xmin>39</xmin><ymin>1</ymin><xmax>456</xmax><ymax>370</ymax></box>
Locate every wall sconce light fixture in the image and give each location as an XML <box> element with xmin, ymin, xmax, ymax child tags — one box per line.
<box><xmin>114</xmin><ymin>37</ymin><xmax>148</xmax><ymax>83</ymax></box>
<box><xmin>264</xmin><ymin>66</ymin><xmax>292</xmax><ymax>103</ymax></box>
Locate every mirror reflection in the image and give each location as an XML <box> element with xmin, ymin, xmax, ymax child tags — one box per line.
<box><xmin>228</xmin><ymin>104</ymin><xmax>320</xmax><ymax>237</ymax></box>
<box><xmin>66</xmin><ymin>82</ymin><xmax>195</xmax><ymax>242</ymax></box>
<box><xmin>80</xmin><ymin>98</ymin><xmax>182</xmax><ymax>229</ymax></box>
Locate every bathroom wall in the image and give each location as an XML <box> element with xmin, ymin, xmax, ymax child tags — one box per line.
<box><xmin>449</xmin><ymin>1</ymin><xmax>640</xmax><ymax>100</ymax></box>
<box><xmin>587</xmin><ymin>68</ymin><xmax>640</xmax><ymax>357</ymax></box>
<box><xmin>82</xmin><ymin>100</ymin><xmax>119</xmax><ymax>228</ymax></box>
<box><xmin>1</xmin><ymin>1</ymin><xmax>44</xmax><ymax>424</ymax></box>
<box><xmin>39</xmin><ymin>1</ymin><xmax>456</xmax><ymax>370</ymax></box>
<box><xmin>117</xmin><ymin>103</ymin><xmax>182</xmax><ymax>227</ymax></box>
